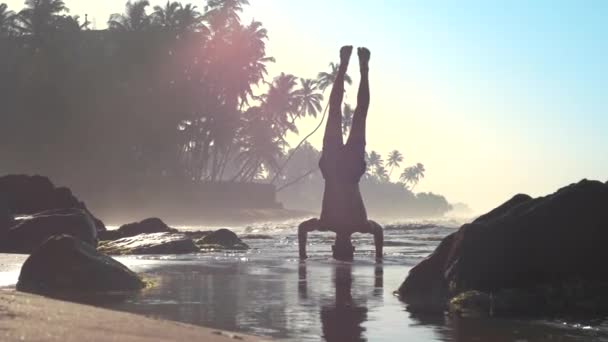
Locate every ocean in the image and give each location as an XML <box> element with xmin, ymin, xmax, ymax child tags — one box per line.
<box><xmin>1</xmin><ymin>219</ymin><xmax>607</xmax><ymax>341</ymax></box>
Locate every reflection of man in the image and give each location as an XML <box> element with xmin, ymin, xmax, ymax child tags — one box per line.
<box><xmin>320</xmin><ymin>264</ymin><xmax>367</xmax><ymax>342</ymax></box>
<box><xmin>297</xmin><ymin>46</ymin><xmax>383</xmax><ymax>261</ymax></box>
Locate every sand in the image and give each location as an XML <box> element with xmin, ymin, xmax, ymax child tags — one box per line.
<box><xmin>0</xmin><ymin>289</ymin><xmax>270</xmax><ymax>342</ymax></box>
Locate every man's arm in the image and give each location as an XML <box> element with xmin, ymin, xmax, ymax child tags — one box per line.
<box><xmin>370</xmin><ymin>220</ymin><xmax>384</xmax><ymax>260</ymax></box>
<box><xmin>298</xmin><ymin>218</ymin><xmax>320</xmax><ymax>259</ymax></box>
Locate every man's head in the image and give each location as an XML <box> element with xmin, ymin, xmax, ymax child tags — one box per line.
<box><xmin>332</xmin><ymin>233</ymin><xmax>355</xmax><ymax>261</ymax></box>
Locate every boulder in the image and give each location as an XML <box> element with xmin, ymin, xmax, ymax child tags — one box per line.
<box><xmin>197</xmin><ymin>228</ymin><xmax>249</xmax><ymax>250</ymax></box>
<box><xmin>183</xmin><ymin>230</ymin><xmax>213</xmax><ymax>240</ymax></box>
<box><xmin>17</xmin><ymin>235</ymin><xmax>145</xmax><ymax>294</ymax></box>
<box><xmin>0</xmin><ymin>208</ymin><xmax>98</xmax><ymax>253</ymax></box>
<box><xmin>399</xmin><ymin>179</ymin><xmax>608</xmax><ymax>315</ymax></box>
<box><xmin>0</xmin><ymin>198</ymin><xmax>12</xmax><ymax>231</ymax></box>
<box><xmin>241</xmin><ymin>234</ymin><xmax>274</xmax><ymax>240</ymax></box>
<box><xmin>0</xmin><ymin>175</ymin><xmax>106</xmax><ymax>232</ymax></box>
<box><xmin>99</xmin><ymin>218</ymin><xmax>177</xmax><ymax>241</ymax></box>
<box><xmin>98</xmin><ymin>232</ymin><xmax>199</xmax><ymax>255</ymax></box>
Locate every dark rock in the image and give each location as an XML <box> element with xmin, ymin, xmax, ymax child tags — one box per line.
<box><xmin>197</xmin><ymin>229</ymin><xmax>249</xmax><ymax>250</ymax></box>
<box><xmin>17</xmin><ymin>235</ymin><xmax>144</xmax><ymax>294</ymax></box>
<box><xmin>99</xmin><ymin>218</ymin><xmax>177</xmax><ymax>241</ymax></box>
<box><xmin>183</xmin><ymin>230</ymin><xmax>213</xmax><ymax>240</ymax></box>
<box><xmin>0</xmin><ymin>209</ymin><xmax>98</xmax><ymax>253</ymax></box>
<box><xmin>0</xmin><ymin>175</ymin><xmax>106</xmax><ymax>232</ymax></box>
<box><xmin>448</xmin><ymin>291</ymin><xmax>492</xmax><ymax>317</ymax></box>
<box><xmin>0</xmin><ymin>198</ymin><xmax>12</xmax><ymax>231</ymax></box>
<box><xmin>399</xmin><ymin>179</ymin><xmax>608</xmax><ymax>315</ymax></box>
<box><xmin>241</xmin><ymin>234</ymin><xmax>274</xmax><ymax>240</ymax></box>
<box><xmin>98</xmin><ymin>232</ymin><xmax>199</xmax><ymax>255</ymax></box>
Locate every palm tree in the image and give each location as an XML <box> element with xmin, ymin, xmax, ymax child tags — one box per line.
<box><xmin>261</xmin><ymin>72</ymin><xmax>300</xmax><ymax>135</ymax></box>
<box><xmin>54</xmin><ymin>14</ymin><xmax>88</xmax><ymax>32</ymax></box>
<box><xmin>400</xmin><ymin>163</ymin><xmax>426</xmax><ymax>191</ymax></box>
<box><xmin>204</xmin><ymin>0</ymin><xmax>249</xmax><ymax>31</ymax></box>
<box><xmin>295</xmin><ymin>78</ymin><xmax>323</xmax><ymax>118</ymax></box>
<box><xmin>386</xmin><ymin>150</ymin><xmax>404</xmax><ymax>178</ymax></box>
<box><xmin>108</xmin><ymin>0</ymin><xmax>152</xmax><ymax>32</ymax></box>
<box><xmin>317</xmin><ymin>62</ymin><xmax>352</xmax><ymax>92</ymax></box>
<box><xmin>235</xmin><ymin>107</ymin><xmax>285</xmax><ymax>182</ymax></box>
<box><xmin>222</xmin><ymin>20</ymin><xmax>274</xmax><ymax>108</ymax></box>
<box><xmin>414</xmin><ymin>162</ymin><xmax>426</xmax><ymax>181</ymax></box>
<box><xmin>16</xmin><ymin>0</ymin><xmax>68</xmax><ymax>36</ymax></box>
<box><xmin>177</xmin><ymin>3</ymin><xmax>206</xmax><ymax>33</ymax></box>
<box><xmin>342</xmin><ymin>103</ymin><xmax>354</xmax><ymax>136</ymax></box>
<box><xmin>151</xmin><ymin>1</ymin><xmax>180</xmax><ymax>29</ymax></box>
<box><xmin>366</xmin><ymin>151</ymin><xmax>383</xmax><ymax>178</ymax></box>
<box><xmin>375</xmin><ymin>165</ymin><xmax>389</xmax><ymax>183</ymax></box>
<box><xmin>0</xmin><ymin>4</ymin><xmax>17</xmax><ymax>37</ymax></box>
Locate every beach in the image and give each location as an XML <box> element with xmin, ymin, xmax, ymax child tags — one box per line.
<box><xmin>0</xmin><ymin>290</ymin><xmax>267</xmax><ymax>342</ymax></box>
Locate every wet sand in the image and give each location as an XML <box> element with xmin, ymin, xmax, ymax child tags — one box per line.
<box><xmin>0</xmin><ymin>289</ymin><xmax>269</xmax><ymax>342</ymax></box>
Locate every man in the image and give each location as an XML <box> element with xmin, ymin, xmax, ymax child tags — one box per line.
<box><xmin>298</xmin><ymin>46</ymin><xmax>383</xmax><ymax>261</ymax></box>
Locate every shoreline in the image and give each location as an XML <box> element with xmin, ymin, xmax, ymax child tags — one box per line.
<box><xmin>99</xmin><ymin>208</ymin><xmax>313</xmax><ymax>228</ymax></box>
<box><xmin>0</xmin><ymin>289</ymin><xmax>270</xmax><ymax>342</ymax></box>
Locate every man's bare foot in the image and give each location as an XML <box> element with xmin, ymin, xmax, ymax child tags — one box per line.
<box><xmin>358</xmin><ymin>47</ymin><xmax>370</xmax><ymax>70</ymax></box>
<box><xmin>340</xmin><ymin>45</ymin><xmax>353</xmax><ymax>67</ymax></box>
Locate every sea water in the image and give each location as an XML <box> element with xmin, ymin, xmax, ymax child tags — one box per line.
<box><xmin>1</xmin><ymin>220</ymin><xmax>607</xmax><ymax>341</ymax></box>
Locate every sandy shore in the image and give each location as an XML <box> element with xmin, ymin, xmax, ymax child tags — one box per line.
<box><xmin>0</xmin><ymin>290</ymin><xmax>269</xmax><ymax>342</ymax></box>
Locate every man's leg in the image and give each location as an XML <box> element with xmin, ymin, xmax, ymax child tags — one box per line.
<box><xmin>298</xmin><ymin>218</ymin><xmax>322</xmax><ymax>259</ymax></box>
<box><xmin>322</xmin><ymin>46</ymin><xmax>352</xmax><ymax>153</ymax></box>
<box><xmin>346</xmin><ymin>47</ymin><xmax>370</xmax><ymax>148</ymax></box>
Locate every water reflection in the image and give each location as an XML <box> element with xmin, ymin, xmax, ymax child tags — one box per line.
<box><xmin>407</xmin><ymin>308</ymin><xmax>608</xmax><ymax>342</ymax></box>
<box><xmin>299</xmin><ymin>262</ymin><xmax>384</xmax><ymax>342</ymax></box>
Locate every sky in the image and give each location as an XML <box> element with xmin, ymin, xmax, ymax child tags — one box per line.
<box><xmin>5</xmin><ymin>0</ymin><xmax>608</xmax><ymax>213</ymax></box>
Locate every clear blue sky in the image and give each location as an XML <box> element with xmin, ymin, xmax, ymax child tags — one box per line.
<box><xmin>5</xmin><ymin>0</ymin><xmax>608</xmax><ymax>213</ymax></box>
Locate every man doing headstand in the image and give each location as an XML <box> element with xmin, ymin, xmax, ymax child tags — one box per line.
<box><xmin>298</xmin><ymin>46</ymin><xmax>383</xmax><ymax>261</ymax></box>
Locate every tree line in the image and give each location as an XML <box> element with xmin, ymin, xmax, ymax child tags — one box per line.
<box><xmin>0</xmin><ymin>0</ymin><xmax>452</xmax><ymax>216</ymax></box>
<box><xmin>1</xmin><ymin>0</ymin><xmax>322</xmax><ymax>185</ymax></box>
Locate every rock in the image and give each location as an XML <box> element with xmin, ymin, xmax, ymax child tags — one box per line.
<box><xmin>0</xmin><ymin>198</ymin><xmax>12</xmax><ymax>231</ymax></box>
<box><xmin>98</xmin><ymin>232</ymin><xmax>199</xmax><ymax>255</ymax></box>
<box><xmin>399</xmin><ymin>179</ymin><xmax>608</xmax><ymax>315</ymax></box>
<box><xmin>240</xmin><ymin>234</ymin><xmax>274</xmax><ymax>240</ymax></box>
<box><xmin>183</xmin><ymin>230</ymin><xmax>213</xmax><ymax>240</ymax></box>
<box><xmin>0</xmin><ymin>174</ymin><xmax>106</xmax><ymax>232</ymax></box>
<box><xmin>197</xmin><ymin>229</ymin><xmax>249</xmax><ymax>250</ymax></box>
<box><xmin>17</xmin><ymin>235</ymin><xmax>144</xmax><ymax>294</ymax></box>
<box><xmin>99</xmin><ymin>218</ymin><xmax>177</xmax><ymax>241</ymax></box>
<box><xmin>448</xmin><ymin>291</ymin><xmax>492</xmax><ymax>317</ymax></box>
<box><xmin>0</xmin><ymin>209</ymin><xmax>98</xmax><ymax>253</ymax></box>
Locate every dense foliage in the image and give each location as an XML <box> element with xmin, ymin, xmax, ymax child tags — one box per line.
<box><xmin>0</xmin><ymin>0</ymin><xmax>453</xmax><ymax>217</ymax></box>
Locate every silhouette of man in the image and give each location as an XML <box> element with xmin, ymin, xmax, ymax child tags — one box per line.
<box><xmin>298</xmin><ymin>46</ymin><xmax>383</xmax><ymax>261</ymax></box>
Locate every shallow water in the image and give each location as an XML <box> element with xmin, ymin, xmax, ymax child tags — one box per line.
<box><xmin>2</xmin><ymin>219</ymin><xmax>608</xmax><ymax>341</ymax></box>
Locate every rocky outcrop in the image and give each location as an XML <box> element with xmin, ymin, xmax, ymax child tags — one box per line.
<box><xmin>183</xmin><ymin>230</ymin><xmax>213</xmax><ymax>240</ymax></box>
<box><xmin>98</xmin><ymin>232</ymin><xmax>199</xmax><ymax>255</ymax></box>
<box><xmin>0</xmin><ymin>175</ymin><xmax>105</xmax><ymax>232</ymax></box>
<box><xmin>399</xmin><ymin>179</ymin><xmax>608</xmax><ymax>315</ymax></box>
<box><xmin>0</xmin><ymin>209</ymin><xmax>98</xmax><ymax>253</ymax></box>
<box><xmin>241</xmin><ymin>234</ymin><xmax>273</xmax><ymax>240</ymax></box>
<box><xmin>0</xmin><ymin>199</ymin><xmax>12</xmax><ymax>230</ymax></box>
<box><xmin>196</xmin><ymin>228</ymin><xmax>249</xmax><ymax>250</ymax></box>
<box><xmin>17</xmin><ymin>235</ymin><xmax>145</xmax><ymax>294</ymax></box>
<box><xmin>99</xmin><ymin>218</ymin><xmax>177</xmax><ymax>241</ymax></box>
